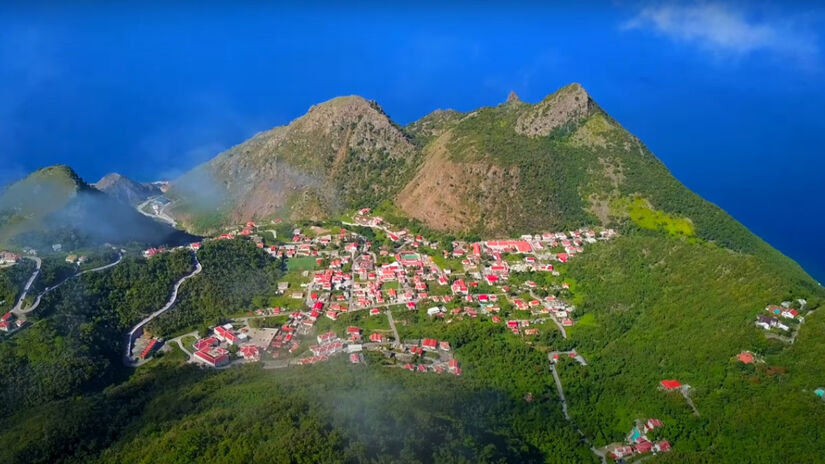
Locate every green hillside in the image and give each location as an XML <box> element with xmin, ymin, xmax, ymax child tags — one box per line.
<box><xmin>0</xmin><ymin>165</ymin><xmax>197</xmax><ymax>250</ymax></box>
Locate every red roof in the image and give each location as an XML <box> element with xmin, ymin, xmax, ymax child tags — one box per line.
<box><xmin>421</xmin><ymin>338</ymin><xmax>438</xmax><ymax>349</ymax></box>
<box><xmin>737</xmin><ymin>352</ymin><xmax>755</xmax><ymax>364</ymax></box>
<box><xmin>656</xmin><ymin>440</ymin><xmax>671</xmax><ymax>452</ymax></box>
<box><xmin>660</xmin><ymin>379</ymin><xmax>682</xmax><ymax>390</ymax></box>
<box><xmin>346</xmin><ymin>326</ymin><xmax>361</xmax><ymax>334</ymax></box>
<box><xmin>634</xmin><ymin>440</ymin><xmax>653</xmax><ymax>453</ymax></box>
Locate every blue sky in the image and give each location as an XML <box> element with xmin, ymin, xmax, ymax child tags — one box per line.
<box><xmin>1</xmin><ymin>1</ymin><xmax>824</xmax><ymax>281</ymax></box>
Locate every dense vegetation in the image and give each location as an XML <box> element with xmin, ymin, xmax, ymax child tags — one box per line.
<box><xmin>149</xmin><ymin>239</ymin><xmax>287</xmax><ymax>336</ymax></box>
<box><xmin>0</xmin><ymin>319</ymin><xmax>594</xmax><ymax>464</ymax></box>
<box><xmin>0</xmin><ymin>250</ymin><xmax>192</xmax><ymax>417</ymax></box>
<box><xmin>0</xmin><ymin>259</ymin><xmax>34</xmax><ymax>311</ymax></box>
<box><xmin>562</xmin><ymin>230</ymin><xmax>825</xmax><ymax>462</ymax></box>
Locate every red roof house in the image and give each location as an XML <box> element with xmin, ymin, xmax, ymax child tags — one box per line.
<box><xmin>660</xmin><ymin>379</ymin><xmax>682</xmax><ymax>390</ymax></box>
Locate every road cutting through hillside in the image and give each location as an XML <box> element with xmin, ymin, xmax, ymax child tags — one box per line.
<box><xmin>548</xmin><ymin>352</ymin><xmax>605</xmax><ymax>464</ymax></box>
<box><xmin>10</xmin><ymin>256</ymin><xmax>41</xmax><ymax>314</ymax></box>
<box><xmin>13</xmin><ymin>251</ymin><xmax>124</xmax><ymax>316</ymax></box>
<box><xmin>124</xmin><ymin>251</ymin><xmax>201</xmax><ymax>366</ymax></box>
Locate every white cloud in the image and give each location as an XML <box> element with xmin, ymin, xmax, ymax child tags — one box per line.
<box><xmin>623</xmin><ymin>2</ymin><xmax>821</xmax><ymax>69</ymax></box>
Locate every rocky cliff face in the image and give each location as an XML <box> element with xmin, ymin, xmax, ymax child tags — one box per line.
<box><xmin>515</xmin><ymin>83</ymin><xmax>597</xmax><ymax>137</ymax></box>
<box><xmin>94</xmin><ymin>173</ymin><xmax>161</xmax><ymax>206</ymax></box>
<box><xmin>169</xmin><ymin>96</ymin><xmax>419</xmax><ymax>230</ymax></box>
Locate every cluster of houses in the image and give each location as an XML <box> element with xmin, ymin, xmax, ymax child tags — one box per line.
<box><xmin>0</xmin><ymin>311</ymin><xmax>25</xmax><ymax>333</ymax></box>
<box><xmin>162</xmin><ymin>209</ymin><xmax>617</xmax><ymax>377</ymax></box>
<box><xmin>0</xmin><ymin>251</ymin><xmax>20</xmax><ymax>265</ymax></box>
<box><xmin>608</xmin><ymin>418</ymin><xmax>671</xmax><ymax>460</ymax></box>
<box><xmin>755</xmin><ymin>301</ymin><xmax>806</xmax><ymax>333</ymax></box>
<box><xmin>189</xmin><ymin>323</ymin><xmax>259</xmax><ymax>367</ymax></box>
<box><xmin>64</xmin><ymin>254</ymin><xmax>88</xmax><ymax>265</ymax></box>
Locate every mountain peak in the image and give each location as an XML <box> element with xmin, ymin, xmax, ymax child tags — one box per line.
<box><xmin>506</xmin><ymin>90</ymin><xmax>521</xmax><ymax>104</ymax></box>
<box><xmin>93</xmin><ymin>172</ymin><xmax>160</xmax><ymax>206</ymax></box>
<box><xmin>515</xmin><ymin>82</ymin><xmax>597</xmax><ymax>137</ymax></box>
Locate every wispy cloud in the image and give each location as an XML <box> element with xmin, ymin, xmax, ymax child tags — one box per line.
<box><xmin>622</xmin><ymin>2</ymin><xmax>821</xmax><ymax>70</ymax></box>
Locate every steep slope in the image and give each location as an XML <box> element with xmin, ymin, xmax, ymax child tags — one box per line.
<box><xmin>168</xmin><ymin>84</ymin><xmax>813</xmax><ymax>280</ymax></box>
<box><xmin>93</xmin><ymin>173</ymin><xmax>161</xmax><ymax>206</ymax></box>
<box><xmin>169</xmin><ymin>96</ymin><xmax>419</xmax><ymax>232</ymax></box>
<box><xmin>396</xmin><ymin>84</ymin><xmax>810</xmax><ymax>279</ymax></box>
<box><xmin>0</xmin><ymin>165</ymin><xmax>195</xmax><ymax>250</ymax></box>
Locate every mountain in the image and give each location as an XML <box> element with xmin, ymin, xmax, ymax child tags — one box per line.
<box><xmin>93</xmin><ymin>173</ymin><xmax>161</xmax><ymax>206</ymax></box>
<box><xmin>0</xmin><ymin>165</ymin><xmax>196</xmax><ymax>250</ymax></box>
<box><xmin>169</xmin><ymin>96</ymin><xmax>419</xmax><ymax>231</ymax></box>
<box><xmin>169</xmin><ymin>84</ymin><xmax>811</xmax><ymax>280</ymax></box>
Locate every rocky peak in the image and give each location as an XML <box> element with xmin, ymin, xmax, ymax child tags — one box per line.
<box><xmin>515</xmin><ymin>83</ymin><xmax>597</xmax><ymax>137</ymax></box>
<box><xmin>506</xmin><ymin>90</ymin><xmax>521</xmax><ymax>104</ymax></box>
<box><xmin>93</xmin><ymin>172</ymin><xmax>160</xmax><ymax>205</ymax></box>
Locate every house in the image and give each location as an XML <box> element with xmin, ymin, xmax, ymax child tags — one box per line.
<box><xmin>317</xmin><ymin>331</ymin><xmax>337</xmax><ymax>344</ymax></box>
<box><xmin>214</xmin><ymin>325</ymin><xmax>239</xmax><ymax>345</ymax></box>
<box><xmin>369</xmin><ymin>333</ymin><xmax>384</xmax><ymax>343</ymax></box>
<box><xmin>349</xmin><ymin>353</ymin><xmax>361</xmax><ymax>364</ymax></box>
<box><xmin>240</xmin><ymin>345</ymin><xmax>261</xmax><ymax>361</ymax></box>
<box><xmin>427</xmin><ymin>306</ymin><xmax>444</xmax><ymax>317</ymax></box>
<box><xmin>634</xmin><ymin>439</ymin><xmax>653</xmax><ymax>454</ymax></box>
<box><xmin>654</xmin><ymin>440</ymin><xmax>671</xmax><ymax>453</ymax></box>
<box><xmin>610</xmin><ymin>446</ymin><xmax>634</xmax><ymax>459</ymax></box>
<box><xmin>439</xmin><ymin>340</ymin><xmax>451</xmax><ymax>351</ymax></box>
<box><xmin>755</xmin><ymin>315</ymin><xmax>773</xmax><ymax>330</ymax></box>
<box><xmin>781</xmin><ymin>308</ymin><xmax>799</xmax><ymax>319</ymax></box>
<box><xmin>0</xmin><ymin>251</ymin><xmax>20</xmax><ymax>264</ymax></box>
<box><xmin>140</xmin><ymin>338</ymin><xmax>160</xmax><ymax>359</ymax></box>
<box><xmin>737</xmin><ymin>352</ymin><xmax>755</xmax><ymax>364</ymax></box>
<box><xmin>645</xmin><ymin>418</ymin><xmax>663</xmax><ymax>431</ymax></box>
<box><xmin>193</xmin><ymin>337</ymin><xmax>219</xmax><ymax>351</ymax></box>
<box><xmin>421</xmin><ymin>338</ymin><xmax>438</xmax><ymax>352</ymax></box>
<box><xmin>485</xmin><ymin>240</ymin><xmax>532</xmax><ymax>253</ymax></box>
<box><xmin>448</xmin><ymin>358</ymin><xmax>461</xmax><ymax>375</ymax></box>
<box><xmin>194</xmin><ymin>347</ymin><xmax>230</xmax><ymax>367</ymax></box>
<box><xmin>346</xmin><ymin>326</ymin><xmax>361</xmax><ymax>337</ymax></box>
<box><xmin>660</xmin><ymin>379</ymin><xmax>682</xmax><ymax>390</ymax></box>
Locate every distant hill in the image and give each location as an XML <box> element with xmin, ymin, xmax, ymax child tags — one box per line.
<box><xmin>93</xmin><ymin>173</ymin><xmax>161</xmax><ymax>206</ymax></box>
<box><xmin>0</xmin><ymin>165</ymin><xmax>196</xmax><ymax>250</ymax></box>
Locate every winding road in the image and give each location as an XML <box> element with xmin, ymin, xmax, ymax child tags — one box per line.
<box><xmin>12</xmin><ymin>251</ymin><xmax>125</xmax><ymax>316</ymax></box>
<box><xmin>10</xmin><ymin>256</ymin><xmax>41</xmax><ymax>313</ymax></box>
<box><xmin>124</xmin><ymin>251</ymin><xmax>202</xmax><ymax>366</ymax></box>
<box><xmin>138</xmin><ymin>196</ymin><xmax>178</xmax><ymax>227</ymax></box>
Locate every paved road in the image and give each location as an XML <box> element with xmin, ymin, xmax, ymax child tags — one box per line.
<box><xmin>548</xmin><ymin>353</ymin><xmax>605</xmax><ymax>464</ymax></box>
<box><xmin>13</xmin><ymin>251</ymin><xmax>124</xmax><ymax>316</ymax></box>
<box><xmin>681</xmin><ymin>385</ymin><xmax>700</xmax><ymax>416</ymax></box>
<box><xmin>10</xmin><ymin>256</ymin><xmax>41</xmax><ymax>313</ymax></box>
<box><xmin>138</xmin><ymin>196</ymin><xmax>178</xmax><ymax>227</ymax></box>
<box><xmin>529</xmin><ymin>289</ymin><xmax>567</xmax><ymax>339</ymax></box>
<box><xmin>386</xmin><ymin>309</ymin><xmax>401</xmax><ymax>348</ymax></box>
<box><xmin>549</xmin><ymin>350</ymin><xmax>587</xmax><ymax>366</ymax></box>
<box><xmin>124</xmin><ymin>252</ymin><xmax>202</xmax><ymax>366</ymax></box>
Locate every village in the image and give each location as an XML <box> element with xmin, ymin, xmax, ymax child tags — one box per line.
<box><xmin>130</xmin><ymin>208</ymin><xmax>617</xmax><ymax>377</ymax></box>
